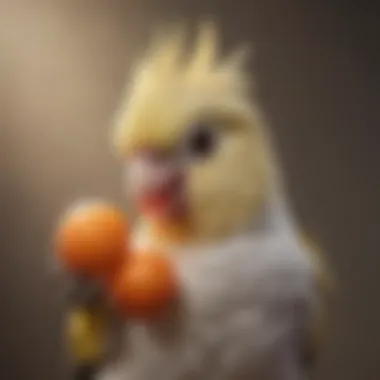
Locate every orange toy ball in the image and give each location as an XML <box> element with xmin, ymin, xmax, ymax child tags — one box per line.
<box><xmin>55</xmin><ymin>200</ymin><xmax>129</xmax><ymax>277</ymax></box>
<box><xmin>112</xmin><ymin>253</ymin><xmax>179</xmax><ymax>319</ymax></box>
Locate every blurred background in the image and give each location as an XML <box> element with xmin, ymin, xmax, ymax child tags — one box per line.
<box><xmin>0</xmin><ymin>1</ymin><xmax>379</xmax><ymax>379</ymax></box>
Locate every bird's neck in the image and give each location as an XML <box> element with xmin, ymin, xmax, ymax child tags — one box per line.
<box><xmin>132</xmin><ymin>175</ymin><xmax>298</xmax><ymax>252</ymax></box>
<box><xmin>133</xmin><ymin>196</ymin><xmax>296</xmax><ymax>253</ymax></box>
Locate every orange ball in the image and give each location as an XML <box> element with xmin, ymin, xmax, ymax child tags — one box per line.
<box><xmin>54</xmin><ymin>200</ymin><xmax>129</xmax><ymax>277</ymax></box>
<box><xmin>112</xmin><ymin>253</ymin><xmax>178</xmax><ymax>319</ymax></box>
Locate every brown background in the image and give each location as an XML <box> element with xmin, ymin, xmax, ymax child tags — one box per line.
<box><xmin>0</xmin><ymin>1</ymin><xmax>379</xmax><ymax>380</ymax></box>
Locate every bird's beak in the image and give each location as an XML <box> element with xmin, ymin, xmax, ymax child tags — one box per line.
<box><xmin>127</xmin><ymin>150</ymin><xmax>187</xmax><ymax>221</ymax></box>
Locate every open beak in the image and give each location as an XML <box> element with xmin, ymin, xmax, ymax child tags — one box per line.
<box><xmin>127</xmin><ymin>150</ymin><xmax>187</xmax><ymax>220</ymax></box>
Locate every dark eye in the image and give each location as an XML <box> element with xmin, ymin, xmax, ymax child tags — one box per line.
<box><xmin>185</xmin><ymin>124</ymin><xmax>216</xmax><ymax>159</ymax></box>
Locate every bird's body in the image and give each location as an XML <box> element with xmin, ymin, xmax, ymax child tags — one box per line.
<box><xmin>99</xmin><ymin>191</ymin><xmax>318</xmax><ymax>380</ymax></box>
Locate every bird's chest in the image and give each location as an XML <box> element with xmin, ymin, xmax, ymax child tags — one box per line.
<box><xmin>129</xmin><ymin>279</ymin><xmax>265</xmax><ymax>380</ymax></box>
<box><xmin>125</xmin><ymin>235</ymin><xmax>304</xmax><ymax>380</ymax></box>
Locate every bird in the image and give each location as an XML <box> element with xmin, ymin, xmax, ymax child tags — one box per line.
<box><xmin>99</xmin><ymin>21</ymin><xmax>335</xmax><ymax>380</ymax></box>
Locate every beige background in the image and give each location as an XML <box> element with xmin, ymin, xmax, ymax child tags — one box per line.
<box><xmin>0</xmin><ymin>1</ymin><xmax>379</xmax><ymax>380</ymax></box>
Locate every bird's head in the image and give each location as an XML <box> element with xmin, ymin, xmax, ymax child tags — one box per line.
<box><xmin>113</xmin><ymin>23</ymin><xmax>273</xmax><ymax>243</ymax></box>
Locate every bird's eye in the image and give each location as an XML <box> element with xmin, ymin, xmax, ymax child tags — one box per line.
<box><xmin>184</xmin><ymin>123</ymin><xmax>216</xmax><ymax>159</ymax></box>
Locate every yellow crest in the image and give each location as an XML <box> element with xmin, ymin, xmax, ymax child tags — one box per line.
<box><xmin>113</xmin><ymin>22</ymin><xmax>252</xmax><ymax>156</ymax></box>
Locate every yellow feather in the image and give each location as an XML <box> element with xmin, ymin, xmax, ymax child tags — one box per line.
<box><xmin>112</xmin><ymin>22</ymin><xmax>252</xmax><ymax>157</ymax></box>
<box><xmin>187</xmin><ymin>22</ymin><xmax>219</xmax><ymax>76</ymax></box>
<box><xmin>300</xmin><ymin>232</ymin><xmax>337</xmax><ymax>365</ymax></box>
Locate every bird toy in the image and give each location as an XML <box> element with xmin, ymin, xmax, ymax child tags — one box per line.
<box><xmin>53</xmin><ymin>200</ymin><xmax>179</xmax><ymax>379</ymax></box>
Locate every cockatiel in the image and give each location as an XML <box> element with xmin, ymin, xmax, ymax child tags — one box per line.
<box><xmin>100</xmin><ymin>23</ymin><xmax>335</xmax><ymax>380</ymax></box>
